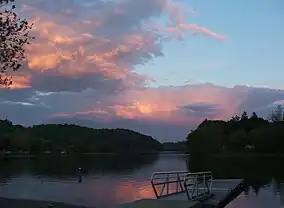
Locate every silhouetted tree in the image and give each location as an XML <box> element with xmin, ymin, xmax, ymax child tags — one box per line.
<box><xmin>0</xmin><ymin>0</ymin><xmax>34</xmax><ymax>86</ymax></box>
<box><xmin>230</xmin><ymin>115</ymin><xmax>240</xmax><ymax>122</ymax></box>
<box><xmin>241</xmin><ymin>111</ymin><xmax>248</xmax><ymax>120</ymax></box>
<box><xmin>250</xmin><ymin>112</ymin><xmax>258</xmax><ymax>120</ymax></box>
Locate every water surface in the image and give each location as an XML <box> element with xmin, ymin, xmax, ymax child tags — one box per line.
<box><xmin>0</xmin><ymin>154</ymin><xmax>284</xmax><ymax>207</ymax></box>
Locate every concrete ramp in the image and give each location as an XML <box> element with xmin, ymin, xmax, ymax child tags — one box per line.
<box><xmin>114</xmin><ymin>199</ymin><xmax>200</xmax><ymax>208</ymax></box>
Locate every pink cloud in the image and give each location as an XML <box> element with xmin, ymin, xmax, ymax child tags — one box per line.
<box><xmin>151</xmin><ymin>24</ymin><xmax>225</xmax><ymax>40</ymax></box>
<box><xmin>178</xmin><ymin>24</ymin><xmax>225</xmax><ymax>40</ymax></box>
<box><xmin>53</xmin><ymin>84</ymin><xmax>250</xmax><ymax>127</ymax></box>
<box><xmin>0</xmin><ymin>1</ymin><xmax>232</xmax><ymax>141</ymax></box>
<box><xmin>8</xmin><ymin>0</ymin><xmax>226</xmax><ymax>91</ymax></box>
<box><xmin>2</xmin><ymin>82</ymin><xmax>284</xmax><ymax>141</ymax></box>
<box><xmin>0</xmin><ymin>74</ymin><xmax>31</xmax><ymax>89</ymax></box>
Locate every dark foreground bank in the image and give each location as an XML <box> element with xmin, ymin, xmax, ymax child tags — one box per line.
<box><xmin>0</xmin><ymin>198</ymin><xmax>94</xmax><ymax>208</ymax></box>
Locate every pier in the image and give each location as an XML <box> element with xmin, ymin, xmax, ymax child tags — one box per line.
<box><xmin>114</xmin><ymin>171</ymin><xmax>245</xmax><ymax>208</ymax></box>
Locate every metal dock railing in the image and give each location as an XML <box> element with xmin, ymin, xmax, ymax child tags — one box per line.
<box><xmin>151</xmin><ymin>171</ymin><xmax>213</xmax><ymax>200</ymax></box>
<box><xmin>116</xmin><ymin>171</ymin><xmax>245</xmax><ymax>208</ymax></box>
<box><xmin>150</xmin><ymin>171</ymin><xmax>188</xmax><ymax>198</ymax></box>
<box><xmin>184</xmin><ymin>171</ymin><xmax>213</xmax><ymax>200</ymax></box>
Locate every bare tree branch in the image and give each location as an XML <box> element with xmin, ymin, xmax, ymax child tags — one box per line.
<box><xmin>0</xmin><ymin>0</ymin><xmax>15</xmax><ymax>8</ymax></box>
<box><xmin>0</xmin><ymin>0</ymin><xmax>34</xmax><ymax>87</ymax></box>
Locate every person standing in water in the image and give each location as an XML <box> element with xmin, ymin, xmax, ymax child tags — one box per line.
<box><xmin>78</xmin><ymin>168</ymin><xmax>82</xmax><ymax>183</ymax></box>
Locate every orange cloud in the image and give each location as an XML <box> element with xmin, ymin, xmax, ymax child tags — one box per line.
<box><xmin>0</xmin><ymin>75</ymin><xmax>31</xmax><ymax>89</ymax></box>
<box><xmin>53</xmin><ymin>84</ymin><xmax>249</xmax><ymax>126</ymax></box>
<box><xmin>16</xmin><ymin>0</ymin><xmax>225</xmax><ymax>93</ymax></box>
<box><xmin>25</xmin><ymin>16</ymin><xmax>158</xmax><ymax>83</ymax></box>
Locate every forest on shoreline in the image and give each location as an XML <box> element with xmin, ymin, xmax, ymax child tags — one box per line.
<box><xmin>187</xmin><ymin>105</ymin><xmax>284</xmax><ymax>154</ymax></box>
<box><xmin>1</xmin><ymin>105</ymin><xmax>284</xmax><ymax>155</ymax></box>
<box><xmin>0</xmin><ymin>121</ymin><xmax>162</xmax><ymax>154</ymax></box>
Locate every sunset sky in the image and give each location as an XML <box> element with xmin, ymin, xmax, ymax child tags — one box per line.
<box><xmin>1</xmin><ymin>0</ymin><xmax>284</xmax><ymax>141</ymax></box>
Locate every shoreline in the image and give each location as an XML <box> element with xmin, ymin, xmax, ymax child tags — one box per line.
<box><xmin>212</xmin><ymin>153</ymin><xmax>284</xmax><ymax>157</ymax></box>
<box><xmin>0</xmin><ymin>151</ymin><xmax>189</xmax><ymax>159</ymax></box>
<box><xmin>2</xmin><ymin>152</ymin><xmax>284</xmax><ymax>159</ymax></box>
<box><xmin>0</xmin><ymin>197</ymin><xmax>93</xmax><ymax>208</ymax></box>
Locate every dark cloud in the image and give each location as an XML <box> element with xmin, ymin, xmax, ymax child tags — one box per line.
<box><xmin>0</xmin><ymin>101</ymin><xmax>51</xmax><ymax>125</ymax></box>
<box><xmin>180</xmin><ymin>103</ymin><xmax>219</xmax><ymax>117</ymax></box>
<box><xmin>238</xmin><ymin>87</ymin><xmax>284</xmax><ymax>112</ymax></box>
<box><xmin>0</xmin><ymin>89</ymin><xmax>34</xmax><ymax>102</ymax></box>
<box><xmin>30</xmin><ymin>71</ymin><xmax>123</xmax><ymax>93</ymax></box>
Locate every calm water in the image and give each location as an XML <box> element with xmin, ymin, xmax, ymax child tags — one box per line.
<box><xmin>0</xmin><ymin>154</ymin><xmax>284</xmax><ymax>208</ymax></box>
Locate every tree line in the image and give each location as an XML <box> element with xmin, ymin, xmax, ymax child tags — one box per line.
<box><xmin>187</xmin><ymin>105</ymin><xmax>284</xmax><ymax>154</ymax></box>
<box><xmin>162</xmin><ymin>141</ymin><xmax>188</xmax><ymax>152</ymax></box>
<box><xmin>0</xmin><ymin>121</ymin><xmax>162</xmax><ymax>154</ymax></box>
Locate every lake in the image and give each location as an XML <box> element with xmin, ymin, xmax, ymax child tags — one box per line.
<box><xmin>0</xmin><ymin>154</ymin><xmax>284</xmax><ymax>207</ymax></box>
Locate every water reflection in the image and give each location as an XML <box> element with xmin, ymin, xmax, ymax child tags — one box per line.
<box><xmin>0</xmin><ymin>154</ymin><xmax>284</xmax><ymax>208</ymax></box>
<box><xmin>0</xmin><ymin>154</ymin><xmax>159</xmax><ymax>186</ymax></box>
<box><xmin>0</xmin><ymin>154</ymin><xmax>188</xmax><ymax>207</ymax></box>
<box><xmin>187</xmin><ymin>155</ymin><xmax>284</xmax><ymax>189</ymax></box>
<box><xmin>187</xmin><ymin>155</ymin><xmax>284</xmax><ymax>207</ymax></box>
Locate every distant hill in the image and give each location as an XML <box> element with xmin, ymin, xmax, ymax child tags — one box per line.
<box><xmin>0</xmin><ymin>120</ymin><xmax>162</xmax><ymax>154</ymax></box>
<box><xmin>163</xmin><ymin>141</ymin><xmax>188</xmax><ymax>152</ymax></box>
<box><xmin>46</xmin><ymin>117</ymin><xmax>191</xmax><ymax>142</ymax></box>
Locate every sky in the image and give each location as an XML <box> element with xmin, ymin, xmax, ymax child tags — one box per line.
<box><xmin>0</xmin><ymin>0</ymin><xmax>284</xmax><ymax>141</ymax></box>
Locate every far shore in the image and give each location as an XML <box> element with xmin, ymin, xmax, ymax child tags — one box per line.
<box><xmin>0</xmin><ymin>151</ymin><xmax>189</xmax><ymax>159</ymax></box>
<box><xmin>2</xmin><ymin>151</ymin><xmax>284</xmax><ymax>159</ymax></box>
<box><xmin>212</xmin><ymin>152</ymin><xmax>284</xmax><ymax>157</ymax></box>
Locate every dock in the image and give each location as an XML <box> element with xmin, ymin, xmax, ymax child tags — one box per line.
<box><xmin>114</xmin><ymin>171</ymin><xmax>245</xmax><ymax>208</ymax></box>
